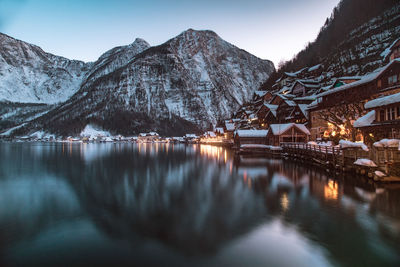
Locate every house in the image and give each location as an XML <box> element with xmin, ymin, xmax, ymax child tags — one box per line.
<box><xmin>234</xmin><ymin>130</ymin><xmax>269</xmax><ymax>147</ymax></box>
<box><xmin>383</xmin><ymin>37</ymin><xmax>400</xmax><ymax>63</ymax></box>
<box><xmin>309</xmin><ymin>59</ymin><xmax>400</xmax><ymax>140</ymax></box>
<box><xmin>276</xmin><ymin>99</ymin><xmax>297</xmax><ymax>123</ymax></box>
<box><xmin>329</xmin><ymin>76</ymin><xmax>362</xmax><ymax>89</ymax></box>
<box><xmin>138</xmin><ymin>132</ymin><xmax>159</xmax><ymax>143</ymax></box>
<box><xmin>267</xmin><ymin>123</ymin><xmax>310</xmax><ymax>146</ymax></box>
<box><xmin>224</xmin><ymin>121</ymin><xmax>236</xmax><ymax>139</ymax></box>
<box><xmin>257</xmin><ymin>104</ymin><xmax>278</xmax><ymax>128</ymax></box>
<box><xmin>354</xmin><ymin>92</ymin><xmax>400</xmax><ymax>143</ymax></box>
<box><xmin>290</xmin><ymin>80</ymin><xmax>320</xmax><ymax>97</ymax></box>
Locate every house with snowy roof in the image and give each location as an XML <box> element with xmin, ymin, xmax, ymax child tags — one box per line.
<box><xmin>290</xmin><ymin>80</ymin><xmax>321</xmax><ymax>97</ymax></box>
<box><xmin>382</xmin><ymin>37</ymin><xmax>400</xmax><ymax>63</ymax></box>
<box><xmin>234</xmin><ymin>129</ymin><xmax>269</xmax><ymax>146</ymax></box>
<box><xmin>354</xmin><ymin>92</ymin><xmax>400</xmax><ymax>143</ymax></box>
<box><xmin>267</xmin><ymin>123</ymin><xmax>310</xmax><ymax>146</ymax></box>
<box><xmin>309</xmin><ymin>59</ymin><xmax>400</xmax><ymax>141</ymax></box>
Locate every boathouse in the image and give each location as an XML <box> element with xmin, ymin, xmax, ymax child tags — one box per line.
<box><xmin>234</xmin><ymin>129</ymin><xmax>269</xmax><ymax>146</ymax></box>
<box><xmin>267</xmin><ymin>123</ymin><xmax>310</xmax><ymax>146</ymax></box>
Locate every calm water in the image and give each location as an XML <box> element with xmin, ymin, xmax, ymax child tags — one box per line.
<box><xmin>0</xmin><ymin>142</ymin><xmax>400</xmax><ymax>267</ymax></box>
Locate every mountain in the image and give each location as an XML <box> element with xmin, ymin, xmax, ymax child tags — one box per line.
<box><xmin>261</xmin><ymin>0</ymin><xmax>400</xmax><ymax>89</ymax></box>
<box><xmin>22</xmin><ymin>29</ymin><xmax>274</xmax><ymax>136</ymax></box>
<box><xmin>0</xmin><ymin>33</ymin><xmax>91</xmax><ymax>104</ymax></box>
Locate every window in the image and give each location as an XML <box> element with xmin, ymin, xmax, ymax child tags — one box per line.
<box><xmin>388</xmin><ymin>75</ymin><xmax>398</xmax><ymax>85</ymax></box>
<box><xmin>390</xmin><ymin>107</ymin><xmax>396</xmax><ymax>120</ymax></box>
<box><xmin>377</xmin><ymin>79</ymin><xmax>382</xmax><ymax>88</ymax></box>
<box><xmin>379</xmin><ymin>110</ymin><xmax>385</xmax><ymax>121</ymax></box>
<box><xmin>397</xmin><ymin>106</ymin><xmax>400</xmax><ymax>118</ymax></box>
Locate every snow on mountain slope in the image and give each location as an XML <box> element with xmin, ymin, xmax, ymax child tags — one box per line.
<box><xmin>31</xmin><ymin>29</ymin><xmax>274</xmax><ymax>136</ymax></box>
<box><xmin>81</xmin><ymin>38</ymin><xmax>150</xmax><ymax>89</ymax></box>
<box><xmin>0</xmin><ymin>33</ymin><xmax>91</xmax><ymax>104</ymax></box>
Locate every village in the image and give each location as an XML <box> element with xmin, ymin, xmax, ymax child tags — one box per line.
<box><xmin>6</xmin><ymin>38</ymin><xmax>400</xmax><ymax>183</ymax></box>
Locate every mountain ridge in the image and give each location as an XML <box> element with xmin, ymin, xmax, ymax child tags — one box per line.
<box><xmin>1</xmin><ymin>29</ymin><xmax>274</xmax><ymax>136</ymax></box>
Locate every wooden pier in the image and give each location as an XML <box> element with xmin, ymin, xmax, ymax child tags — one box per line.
<box><xmin>281</xmin><ymin>143</ymin><xmax>400</xmax><ymax>183</ymax></box>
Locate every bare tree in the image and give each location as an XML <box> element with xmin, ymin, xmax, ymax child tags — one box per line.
<box><xmin>317</xmin><ymin>102</ymin><xmax>364</xmax><ymax>141</ymax></box>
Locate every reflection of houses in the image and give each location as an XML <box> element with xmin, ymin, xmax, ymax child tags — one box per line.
<box><xmin>354</xmin><ymin>92</ymin><xmax>400</xmax><ymax>142</ymax></box>
<box><xmin>234</xmin><ymin>130</ymin><xmax>269</xmax><ymax>146</ymax></box>
<box><xmin>309</xmin><ymin>59</ymin><xmax>400</xmax><ymax>141</ymax></box>
<box><xmin>267</xmin><ymin>123</ymin><xmax>310</xmax><ymax>146</ymax></box>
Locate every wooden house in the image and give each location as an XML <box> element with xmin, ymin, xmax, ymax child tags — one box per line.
<box><xmin>309</xmin><ymin>59</ymin><xmax>400</xmax><ymax>140</ymax></box>
<box><xmin>384</xmin><ymin>38</ymin><xmax>400</xmax><ymax>63</ymax></box>
<box><xmin>267</xmin><ymin>123</ymin><xmax>310</xmax><ymax>146</ymax></box>
<box><xmin>290</xmin><ymin>80</ymin><xmax>320</xmax><ymax>97</ymax></box>
<box><xmin>276</xmin><ymin>99</ymin><xmax>297</xmax><ymax>123</ymax></box>
<box><xmin>224</xmin><ymin>121</ymin><xmax>236</xmax><ymax>139</ymax></box>
<box><xmin>234</xmin><ymin>130</ymin><xmax>269</xmax><ymax>146</ymax></box>
<box><xmin>354</xmin><ymin>92</ymin><xmax>400</xmax><ymax>143</ymax></box>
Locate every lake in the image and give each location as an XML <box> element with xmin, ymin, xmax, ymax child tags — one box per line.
<box><xmin>0</xmin><ymin>142</ymin><xmax>399</xmax><ymax>266</ymax></box>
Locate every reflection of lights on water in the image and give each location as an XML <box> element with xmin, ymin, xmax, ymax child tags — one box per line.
<box><xmin>280</xmin><ymin>193</ymin><xmax>289</xmax><ymax>211</ymax></box>
<box><xmin>324</xmin><ymin>180</ymin><xmax>339</xmax><ymax>200</ymax></box>
<box><xmin>224</xmin><ymin>150</ymin><xmax>227</xmax><ymax>163</ymax></box>
<box><xmin>200</xmin><ymin>145</ymin><xmax>225</xmax><ymax>161</ymax></box>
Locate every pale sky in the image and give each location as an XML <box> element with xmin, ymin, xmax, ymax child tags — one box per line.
<box><xmin>0</xmin><ymin>0</ymin><xmax>340</xmax><ymax>66</ymax></box>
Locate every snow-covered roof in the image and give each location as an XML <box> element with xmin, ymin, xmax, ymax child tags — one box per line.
<box><xmin>298</xmin><ymin>104</ymin><xmax>309</xmax><ymax>117</ymax></box>
<box><xmin>225</xmin><ymin>122</ymin><xmax>235</xmax><ymax>131</ymax></box>
<box><xmin>365</xmin><ymin>92</ymin><xmax>400</xmax><ymax>109</ymax></box>
<box><xmin>235</xmin><ymin>129</ymin><xmax>268</xmax><ymax>138</ymax></box>
<box><xmin>319</xmin><ymin>59</ymin><xmax>400</xmax><ymax>97</ymax></box>
<box><xmin>215</xmin><ymin>127</ymin><xmax>224</xmax><ymax>134</ymax></box>
<box><xmin>308</xmin><ymin>64</ymin><xmax>322</xmax><ymax>72</ymax></box>
<box><xmin>268</xmin><ymin>123</ymin><xmax>310</xmax><ymax>136</ymax></box>
<box><xmin>382</xmin><ymin>38</ymin><xmax>400</xmax><ymax>60</ymax></box>
<box><xmin>185</xmin><ymin>134</ymin><xmax>197</xmax><ymax>138</ymax></box>
<box><xmin>293</xmin><ymin>95</ymin><xmax>317</xmax><ymax>101</ymax></box>
<box><xmin>284</xmin><ymin>100</ymin><xmax>297</xmax><ymax>107</ymax></box>
<box><xmin>254</xmin><ymin>91</ymin><xmax>267</xmax><ymax>97</ymax></box>
<box><xmin>206</xmin><ymin>131</ymin><xmax>216</xmax><ymax>137</ymax></box>
<box><xmin>353</xmin><ymin>110</ymin><xmax>375</xmax><ymax>128</ymax></box>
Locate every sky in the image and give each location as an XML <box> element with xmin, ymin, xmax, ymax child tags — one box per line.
<box><xmin>0</xmin><ymin>0</ymin><xmax>340</xmax><ymax>66</ymax></box>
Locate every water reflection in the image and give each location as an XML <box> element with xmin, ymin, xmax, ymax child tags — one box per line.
<box><xmin>0</xmin><ymin>143</ymin><xmax>399</xmax><ymax>266</ymax></box>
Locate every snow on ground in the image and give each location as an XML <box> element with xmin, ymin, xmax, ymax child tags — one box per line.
<box><xmin>354</xmin><ymin>158</ymin><xmax>377</xmax><ymax>167</ymax></box>
<box><xmin>373</xmin><ymin>139</ymin><xmax>400</xmax><ymax>148</ymax></box>
<box><xmin>375</xmin><ymin>171</ymin><xmax>386</xmax><ymax>178</ymax></box>
<box><xmin>80</xmin><ymin>124</ymin><xmax>111</xmax><ymax>138</ymax></box>
<box><xmin>339</xmin><ymin>140</ymin><xmax>369</xmax><ymax>151</ymax></box>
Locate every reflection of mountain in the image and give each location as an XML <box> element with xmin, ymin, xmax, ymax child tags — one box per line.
<box><xmin>0</xmin><ymin>143</ymin><xmax>399</xmax><ymax>266</ymax></box>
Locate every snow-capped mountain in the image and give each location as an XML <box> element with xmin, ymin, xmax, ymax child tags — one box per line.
<box><xmin>0</xmin><ymin>33</ymin><xmax>91</xmax><ymax>104</ymax></box>
<box><xmin>29</xmin><ymin>29</ymin><xmax>274</xmax><ymax>136</ymax></box>
<box><xmin>82</xmin><ymin>38</ymin><xmax>150</xmax><ymax>89</ymax></box>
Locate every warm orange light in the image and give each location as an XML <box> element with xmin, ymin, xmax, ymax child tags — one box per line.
<box><xmin>324</xmin><ymin>180</ymin><xmax>338</xmax><ymax>200</ymax></box>
<box><xmin>331</xmin><ymin>131</ymin><xmax>337</xmax><ymax>137</ymax></box>
<box><xmin>280</xmin><ymin>193</ymin><xmax>289</xmax><ymax>211</ymax></box>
